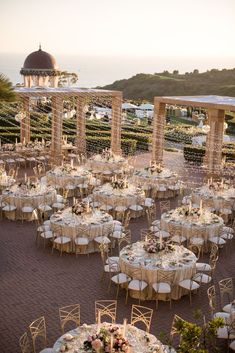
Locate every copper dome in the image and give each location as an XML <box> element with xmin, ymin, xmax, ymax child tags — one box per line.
<box><xmin>20</xmin><ymin>47</ymin><xmax>60</xmax><ymax>76</ymax></box>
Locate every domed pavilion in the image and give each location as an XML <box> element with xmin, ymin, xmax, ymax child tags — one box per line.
<box><xmin>20</xmin><ymin>45</ymin><xmax>60</xmax><ymax>88</ymax></box>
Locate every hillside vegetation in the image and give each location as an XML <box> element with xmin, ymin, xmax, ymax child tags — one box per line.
<box><xmin>99</xmin><ymin>68</ymin><xmax>235</xmax><ymax>101</ymax></box>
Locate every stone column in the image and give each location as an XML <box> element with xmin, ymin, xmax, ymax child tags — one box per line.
<box><xmin>152</xmin><ymin>100</ymin><xmax>166</xmax><ymax>164</ymax></box>
<box><xmin>51</xmin><ymin>96</ymin><xmax>63</xmax><ymax>165</ymax></box>
<box><xmin>204</xmin><ymin>108</ymin><xmax>225</xmax><ymax>175</ymax></box>
<box><xmin>20</xmin><ymin>96</ymin><xmax>30</xmax><ymax>144</ymax></box>
<box><xmin>76</xmin><ymin>96</ymin><xmax>86</xmax><ymax>154</ymax></box>
<box><xmin>111</xmin><ymin>93</ymin><xmax>122</xmax><ymax>155</ymax></box>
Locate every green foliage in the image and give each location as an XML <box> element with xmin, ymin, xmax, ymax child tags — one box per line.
<box><xmin>100</xmin><ymin>68</ymin><xmax>235</xmax><ymax>100</ymax></box>
<box><xmin>0</xmin><ymin>74</ymin><xmax>16</xmax><ymax>102</ymax></box>
<box><xmin>184</xmin><ymin>144</ymin><xmax>235</xmax><ymax>163</ymax></box>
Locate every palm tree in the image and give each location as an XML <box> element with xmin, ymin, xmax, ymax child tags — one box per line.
<box><xmin>0</xmin><ymin>73</ymin><xmax>16</xmax><ymax>101</ymax></box>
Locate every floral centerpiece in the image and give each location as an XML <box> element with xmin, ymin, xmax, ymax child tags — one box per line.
<box><xmin>72</xmin><ymin>200</ymin><xmax>91</xmax><ymax>215</ymax></box>
<box><xmin>83</xmin><ymin>325</ymin><xmax>129</xmax><ymax>353</ymax></box>
<box><xmin>111</xmin><ymin>178</ymin><xmax>128</xmax><ymax>190</ymax></box>
<box><xmin>143</xmin><ymin>238</ymin><xmax>174</xmax><ymax>254</ymax></box>
<box><xmin>145</xmin><ymin>162</ymin><xmax>163</xmax><ymax>175</ymax></box>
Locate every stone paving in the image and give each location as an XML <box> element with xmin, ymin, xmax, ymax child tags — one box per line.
<box><xmin>0</xmin><ymin>151</ymin><xmax>234</xmax><ymax>353</ymax></box>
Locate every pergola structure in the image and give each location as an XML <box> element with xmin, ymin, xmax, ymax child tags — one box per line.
<box><xmin>152</xmin><ymin>95</ymin><xmax>235</xmax><ymax>174</ymax></box>
<box><xmin>14</xmin><ymin>87</ymin><xmax>122</xmax><ymax>164</ymax></box>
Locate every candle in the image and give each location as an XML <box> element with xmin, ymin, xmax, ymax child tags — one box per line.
<box><xmin>189</xmin><ymin>201</ymin><xmax>192</xmax><ymax>212</ymax></box>
<box><xmin>159</xmin><ymin>233</ymin><xmax>163</xmax><ymax>249</ymax></box>
<box><xmin>71</xmin><ymin>159</ymin><xmax>73</xmax><ymax>168</ymax></box>
<box><xmin>207</xmin><ymin>179</ymin><xmax>210</xmax><ymax>186</ymax></box>
<box><xmin>221</xmin><ymin>178</ymin><xmax>224</xmax><ymax>187</ymax></box>
<box><xmin>199</xmin><ymin>199</ymin><xmax>203</xmax><ymax>212</ymax></box>
<box><xmin>23</xmin><ymin>137</ymin><xmax>26</xmax><ymax>145</ymax></box>
<box><xmin>24</xmin><ymin>173</ymin><xmax>27</xmax><ymax>182</ymax></box>
<box><xmin>73</xmin><ymin>197</ymin><xmax>76</xmax><ymax>206</ymax></box>
<box><xmin>110</xmin><ymin>335</ymin><xmax>114</xmax><ymax>352</ymax></box>
<box><xmin>97</xmin><ymin>310</ymin><xmax>101</xmax><ymax>331</ymax></box>
<box><xmin>15</xmin><ymin>138</ymin><xmax>18</xmax><ymax>145</ymax></box>
<box><xmin>122</xmin><ymin>318</ymin><xmax>127</xmax><ymax>339</ymax></box>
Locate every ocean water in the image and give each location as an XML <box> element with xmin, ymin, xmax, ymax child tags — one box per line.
<box><xmin>1</xmin><ymin>53</ymin><xmax>235</xmax><ymax>88</ymax></box>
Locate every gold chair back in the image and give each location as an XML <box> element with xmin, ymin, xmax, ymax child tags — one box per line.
<box><xmin>219</xmin><ymin>277</ymin><xmax>233</xmax><ymax>307</ymax></box>
<box><xmin>170</xmin><ymin>314</ymin><xmax>185</xmax><ymax>340</ymax></box>
<box><xmin>29</xmin><ymin>316</ymin><xmax>46</xmax><ymax>353</ymax></box>
<box><xmin>207</xmin><ymin>285</ymin><xmax>216</xmax><ymax>316</ymax></box>
<box><xmin>130</xmin><ymin>304</ymin><xmax>153</xmax><ymax>333</ymax></box>
<box><xmin>59</xmin><ymin>303</ymin><xmax>81</xmax><ymax>333</ymax></box>
<box><xmin>95</xmin><ymin>300</ymin><xmax>117</xmax><ymax>324</ymax></box>
<box><xmin>19</xmin><ymin>332</ymin><xmax>31</xmax><ymax>353</ymax></box>
<box><xmin>160</xmin><ymin>200</ymin><xmax>170</xmax><ymax>215</ymax></box>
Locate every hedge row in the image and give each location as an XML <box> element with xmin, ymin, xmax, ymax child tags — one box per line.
<box><xmin>184</xmin><ymin>144</ymin><xmax>235</xmax><ymax>163</ymax></box>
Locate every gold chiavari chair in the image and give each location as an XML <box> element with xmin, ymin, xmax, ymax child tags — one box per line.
<box><xmin>188</xmin><ymin>244</ymin><xmax>201</xmax><ymax>259</ymax></box>
<box><xmin>126</xmin><ymin>264</ymin><xmax>148</xmax><ymax>304</ymax></box>
<box><xmin>99</xmin><ymin>243</ymin><xmax>119</xmax><ymax>283</ymax></box>
<box><xmin>159</xmin><ymin>200</ymin><xmax>171</xmax><ymax>215</ymax></box>
<box><xmin>146</xmin><ymin>208</ymin><xmax>156</xmax><ymax>228</ymax></box>
<box><xmin>29</xmin><ymin>316</ymin><xmax>47</xmax><ymax>353</ymax></box>
<box><xmin>152</xmin><ymin>271</ymin><xmax>173</xmax><ymax>308</ymax></box>
<box><xmin>118</xmin><ymin>229</ymin><xmax>132</xmax><ymax>252</ymax></box>
<box><xmin>219</xmin><ymin>277</ymin><xmax>234</xmax><ymax>313</ymax></box>
<box><xmin>122</xmin><ymin>210</ymin><xmax>131</xmax><ymax>229</ymax></box>
<box><xmin>130</xmin><ymin>304</ymin><xmax>153</xmax><ymax>333</ymax></box>
<box><xmin>207</xmin><ymin>285</ymin><xmax>230</xmax><ymax>321</ymax></box>
<box><xmin>59</xmin><ymin>303</ymin><xmax>81</xmax><ymax>334</ymax></box>
<box><xmin>170</xmin><ymin>314</ymin><xmax>185</xmax><ymax>344</ymax></box>
<box><xmin>95</xmin><ymin>300</ymin><xmax>117</xmax><ymax>324</ymax></box>
<box><xmin>19</xmin><ymin>332</ymin><xmax>31</xmax><ymax>353</ymax></box>
<box><xmin>74</xmin><ymin>224</ymin><xmax>90</xmax><ymax>256</ymax></box>
<box><xmin>140</xmin><ymin>229</ymin><xmax>154</xmax><ymax>241</ymax></box>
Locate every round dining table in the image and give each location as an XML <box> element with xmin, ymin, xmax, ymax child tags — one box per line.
<box><xmin>132</xmin><ymin>167</ymin><xmax>180</xmax><ymax>198</ymax></box>
<box><xmin>119</xmin><ymin>241</ymin><xmax>197</xmax><ymax>300</ymax></box>
<box><xmin>46</xmin><ymin>165</ymin><xmax>93</xmax><ymax>189</ymax></box>
<box><xmin>50</xmin><ymin>208</ymin><xmax>114</xmax><ymax>253</ymax></box>
<box><xmin>161</xmin><ymin>206</ymin><xmax>224</xmax><ymax>241</ymax></box>
<box><xmin>53</xmin><ymin>322</ymin><xmax>168</xmax><ymax>353</ymax></box>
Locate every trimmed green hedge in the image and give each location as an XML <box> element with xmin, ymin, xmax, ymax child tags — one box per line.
<box><xmin>184</xmin><ymin>144</ymin><xmax>235</xmax><ymax>163</ymax></box>
<box><xmin>86</xmin><ymin>136</ymin><xmax>136</xmax><ymax>155</ymax></box>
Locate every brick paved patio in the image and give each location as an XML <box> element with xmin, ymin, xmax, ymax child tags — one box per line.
<box><xmin>0</xmin><ymin>151</ymin><xmax>234</xmax><ymax>353</ymax></box>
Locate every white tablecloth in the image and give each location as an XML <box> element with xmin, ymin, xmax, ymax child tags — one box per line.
<box><xmin>50</xmin><ymin>208</ymin><xmax>114</xmax><ymax>253</ymax></box>
<box><xmin>192</xmin><ymin>185</ymin><xmax>235</xmax><ymax>211</ymax></box>
<box><xmin>88</xmin><ymin>154</ymin><xmax>130</xmax><ymax>173</ymax></box>
<box><xmin>119</xmin><ymin>241</ymin><xmax>197</xmax><ymax>300</ymax></box>
<box><xmin>46</xmin><ymin>166</ymin><xmax>92</xmax><ymax>188</ymax></box>
<box><xmin>93</xmin><ymin>183</ymin><xmax>146</xmax><ymax>209</ymax></box>
<box><xmin>161</xmin><ymin>207</ymin><xmax>223</xmax><ymax>240</ymax></box>
<box><xmin>53</xmin><ymin>323</ymin><xmax>167</xmax><ymax>353</ymax></box>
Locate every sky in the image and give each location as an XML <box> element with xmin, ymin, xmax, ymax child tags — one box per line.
<box><xmin>1</xmin><ymin>0</ymin><xmax>235</xmax><ymax>58</ymax></box>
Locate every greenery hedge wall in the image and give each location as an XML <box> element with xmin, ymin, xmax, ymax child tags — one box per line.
<box><xmin>183</xmin><ymin>144</ymin><xmax>235</xmax><ymax>163</ymax></box>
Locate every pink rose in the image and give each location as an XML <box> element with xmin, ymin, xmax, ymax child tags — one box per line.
<box><xmin>92</xmin><ymin>339</ymin><xmax>102</xmax><ymax>350</ymax></box>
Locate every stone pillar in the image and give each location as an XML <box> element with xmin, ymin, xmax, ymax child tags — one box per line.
<box><xmin>204</xmin><ymin>108</ymin><xmax>225</xmax><ymax>175</ymax></box>
<box><xmin>152</xmin><ymin>100</ymin><xmax>166</xmax><ymax>164</ymax></box>
<box><xmin>111</xmin><ymin>94</ymin><xmax>122</xmax><ymax>155</ymax></box>
<box><xmin>51</xmin><ymin>96</ymin><xmax>63</xmax><ymax>165</ymax></box>
<box><xmin>76</xmin><ymin>96</ymin><xmax>86</xmax><ymax>154</ymax></box>
<box><xmin>20</xmin><ymin>96</ymin><xmax>30</xmax><ymax>144</ymax></box>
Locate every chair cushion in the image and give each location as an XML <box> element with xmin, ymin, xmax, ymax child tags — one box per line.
<box><xmin>193</xmin><ymin>273</ymin><xmax>212</xmax><ymax>284</ymax></box>
<box><xmin>178</xmin><ymin>279</ymin><xmax>200</xmax><ymax>291</ymax></box>
<box><xmin>129</xmin><ymin>205</ymin><xmax>143</xmax><ymax>211</ymax></box>
<box><xmin>221</xmin><ymin>233</ymin><xmax>233</xmax><ymax>240</ymax></box>
<box><xmin>171</xmin><ymin>235</ymin><xmax>186</xmax><ymax>243</ymax></box>
<box><xmin>22</xmin><ymin>206</ymin><xmax>34</xmax><ymax>213</ymax></box>
<box><xmin>152</xmin><ymin>282</ymin><xmax>171</xmax><ymax>293</ymax></box>
<box><xmin>39</xmin><ymin>204</ymin><xmax>52</xmax><ymax>212</ymax></box>
<box><xmin>111</xmin><ymin>273</ymin><xmax>131</xmax><ymax>284</ymax></box>
<box><xmin>40</xmin><ymin>231</ymin><xmax>53</xmax><ymax>239</ymax></box>
<box><xmin>104</xmin><ymin>264</ymin><xmax>119</xmax><ymax>272</ymax></box>
<box><xmin>217</xmin><ymin>326</ymin><xmax>235</xmax><ymax>339</ymax></box>
<box><xmin>106</xmin><ymin>256</ymin><xmax>119</xmax><ymax>264</ymax></box>
<box><xmin>75</xmin><ymin>237</ymin><xmax>89</xmax><ymax>245</ymax></box>
<box><xmin>3</xmin><ymin>204</ymin><xmax>16</xmax><ymax>211</ymax></box>
<box><xmin>111</xmin><ymin>231</ymin><xmax>125</xmax><ymax>239</ymax></box>
<box><xmin>100</xmin><ymin>204</ymin><xmax>113</xmax><ymax>211</ymax></box>
<box><xmin>223</xmin><ymin>303</ymin><xmax>232</xmax><ymax>313</ymax></box>
<box><xmin>230</xmin><ymin>340</ymin><xmax>235</xmax><ymax>351</ymax></box>
<box><xmin>152</xmin><ymin>220</ymin><xmax>160</xmax><ymax>226</ymax></box>
<box><xmin>54</xmin><ymin>236</ymin><xmax>71</xmax><ymax>244</ymax></box>
<box><xmin>190</xmin><ymin>237</ymin><xmax>204</xmax><ymax>245</ymax></box>
<box><xmin>156</xmin><ymin>230</ymin><xmax>170</xmax><ymax>239</ymax></box>
<box><xmin>128</xmin><ymin>279</ymin><xmax>148</xmax><ymax>291</ymax></box>
<box><xmin>52</xmin><ymin>202</ymin><xmax>65</xmax><ymax>209</ymax></box>
<box><xmin>209</xmin><ymin>237</ymin><xmax>226</xmax><ymax>245</ymax></box>
<box><xmin>115</xmin><ymin>206</ymin><xmax>127</xmax><ymax>212</ymax></box>
<box><xmin>43</xmin><ymin>220</ymin><xmax>51</xmax><ymax>226</ymax></box>
<box><xmin>223</xmin><ymin>226</ymin><xmax>234</xmax><ymax>234</ymax></box>
<box><xmin>196</xmin><ymin>263</ymin><xmax>211</xmax><ymax>272</ymax></box>
<box><xmin>213</xmin><ymin>312</ymin><xmax>230</xmax><ymax>320</ymax></box>
<box><xmin>94</xmin><ymin>236</ymin><xmax>110</xmax><ymax>244</ymax></box>
<box><xmin>39</xmin><ymin>349</ymin><xmax>56</xmax><ymax>353</ymax></box>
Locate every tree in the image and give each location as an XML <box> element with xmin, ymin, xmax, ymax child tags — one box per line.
<box><xmin>0</xmin><ymin>74</ymin><xmax>16</xmax><ymax>101</ymax></box>
<box><xmin>193</xmin><ymin>69</ymin><xmax>199</xmax><ymax>74</ymax></box>
<box><xmin>58</xmin><ymin>71</ymin><xmax>78</xmax><ymax>87</ymax></box>
<box><xmin>173</xmin><ymin>70</ymin><xmax>179</xmax><ymax>75</ymax></box>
